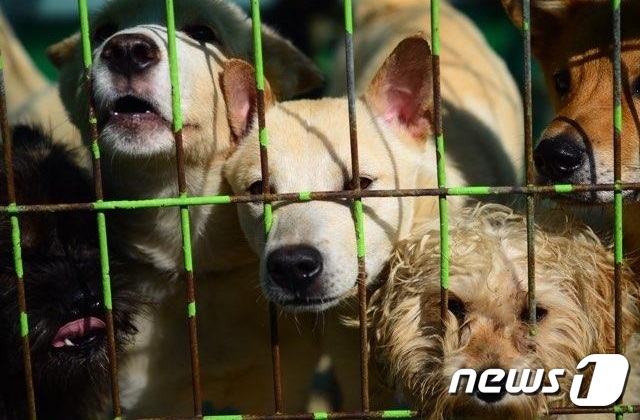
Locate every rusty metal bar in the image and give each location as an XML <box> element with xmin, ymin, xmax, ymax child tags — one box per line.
<box><xmin>343</xmin><ymin>0</ymin><xmax>370</xmax><ymax>412</ymax></box>
<box><xmin>0</xmin><ymin>42</ymin><xmax>37</xmax><ymax>420</ymax></box>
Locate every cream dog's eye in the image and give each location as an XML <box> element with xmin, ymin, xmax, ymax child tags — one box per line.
<box><xmin>553</xmin><ymin>68</ymin><xmax>570</xmax><ymax>96</ymax></box>
<box><xmin>247</xmin><ymin>181</ymin><xmax>263</xmax><ymax>196</ymax></box>
<box><xmin>447</xmin><ymin>297</ymin><xmax>466</xmax><ymax>322</ymax></box>
<box><xmin>520</xmin><ymin>306</ymin><xmax>548</xmax><ymax>323</ymax></box>
<box><xmin>183</xmin><ymin>25</ymin><xmax>219</xmax><ymax>44</ymax></box>
<box><xmin>344</xmin><ymin>176</ymin><xmax>374</xmax><ymax>190</ymax></box>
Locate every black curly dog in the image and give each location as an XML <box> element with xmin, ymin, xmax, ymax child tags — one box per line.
<box><xmin>0</xmin><ymin>126</ymin><xmax>144</xmax><ymax>419</ymax></box>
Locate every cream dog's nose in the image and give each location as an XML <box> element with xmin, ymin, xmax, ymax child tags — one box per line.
<box><xmin>267</xmin><ymin>245</ymin><xmax>323</xmax><ymax>294</ymax></box>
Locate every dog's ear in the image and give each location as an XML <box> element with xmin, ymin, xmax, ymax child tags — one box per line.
<box><xmin>46</xmin><ymin>33</ymin><xmax>80</xmax><ymax>69</ymax></box>
<box><xmin>364</xmin><ymin>35</ymin><xmax>433</xmax><ymax>143</ymax></box>
<box><xmin>501</xmin><ymin>0</ymin><xmax>571</xmax><ymax>57</ymax></box>
<box><xmin>221</xmin><ymin>59</ymin><xmax>274</xmax><ymax>141</ymax></box>
<box><xmin>261</xmin><ymin>29</ymin><xmax>323</xmax><ymax>99</ymax></box>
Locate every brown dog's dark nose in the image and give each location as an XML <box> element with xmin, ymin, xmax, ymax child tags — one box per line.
<box><xmin>475</xmin><ymin>369</ymin><xmax>508</xmax><ymax>404</ymax></box>
<box><xmin>267</xmin><ymin>245</ymin><xmax>323</xmax><ymax>295</ymax></box>
<box><xmin>100</xmin><ymin>33</ymin><xmax>160</xmax><ymax>76</ymax></box>
<box><xmin>534</xmin><ymin>135</ymin><xmax>585</xmax><ymax>180</ymax></box>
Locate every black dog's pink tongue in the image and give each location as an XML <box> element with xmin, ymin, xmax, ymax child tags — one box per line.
<box><xmin>52</xmin><ymin>317</ymin><xmax>106</xmax><ymax>348</ymax></box>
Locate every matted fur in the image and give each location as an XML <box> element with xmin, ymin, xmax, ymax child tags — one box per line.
<box><xmin>370</xmin><ymin>204</ymin><xmax>640</xmax><ymax>419</ymax></box>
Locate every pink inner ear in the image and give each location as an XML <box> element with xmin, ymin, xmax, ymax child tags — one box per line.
<box><xmin>384</xmin><ymin>85</ymin><xmax>419</xmax><ymax>126</ymax></box>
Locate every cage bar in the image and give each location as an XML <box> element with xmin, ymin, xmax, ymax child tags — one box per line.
<box><xmin>0</xmin><ymin>44</ymin><xmax>37</xmax><ymax>420</ymax></box>
<box><xmin>342</xmin><ymin>0</ymin><xmax>370</xmax><ymax>411</ymax></box>
<box><xmin>250</xmin><ymin>0</ymin><xmax>285</xmax><ymax>412</ymax></box>
<box><xmin>164</xmin><ymin>0</ymin><xmax>204</xmax><ymax>415</ymax></box>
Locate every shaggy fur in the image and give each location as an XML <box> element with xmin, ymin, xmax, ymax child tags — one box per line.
<box><xmin>369</xmin><ymin>204</ymin><xmax>640</xmax><ymax>419</ymax></box>
<box><xmin>0</xmin><ymin>126</ymin><xmax>143</xmax><ymax>419</ymax></box>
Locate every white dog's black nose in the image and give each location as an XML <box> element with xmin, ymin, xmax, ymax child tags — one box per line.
<box><xmin>267</xmin><ymin>245</ymin><xmax>323</xmax><ymax>294</ymax></box>
<box><xmin>101</xmin><ymin>33</ymin><xmax>160</xmax><ymax>76</ymax></box>
<box><xmin>474</xmin><ymin>370</ymin><xmax>508</xmax><ymax>404</ymax></box>
<box><xmin>534</xmin><ymin>135</ymin><xmax>584</xmax><ymax>180</ymax></box>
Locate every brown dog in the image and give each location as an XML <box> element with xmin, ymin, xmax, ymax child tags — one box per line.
<box><xmin>502</xmin><ymin>0</ymin><xmax>640</xmax><ymax>256</ymax></box>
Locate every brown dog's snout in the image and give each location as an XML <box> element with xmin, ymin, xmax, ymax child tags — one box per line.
<box><xmin>534</xmin><ymin>135</ymin><xmax>585</xmax><ymax>181</ymax></box>
<box><xmin>267</xmin><ymin>245</ymin><xmax>323</xmax><ymax>295</ymax></box>
<box><xmin>100</xmin><ymin>33</ymin><xmax>160</xmax><ymax>76</ymax></box>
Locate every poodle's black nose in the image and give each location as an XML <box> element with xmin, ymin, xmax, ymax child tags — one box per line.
<box><xmin>267</xmin><ymin>245</ymin><xmax>323</xmax><ymax>294</ymax></box>
<box><xmin>101</xmin><ymin>33</ymin><xmax>160</xmax><ymax>75</ymax></box>
<box><xmin>475</xmin><ymin>370</ymin><xmax>508</xmax><ymax>404</ymax></box>
<box><xmin>534</xmin><ymin>135</ymin><xmax>585</xmax><ymax>180</ymax></box>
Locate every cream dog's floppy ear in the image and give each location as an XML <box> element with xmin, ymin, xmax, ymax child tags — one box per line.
<box><xmin>221</xmin><ymin>59</ymin><xmax>274</xmax><ymax>141</ymax></box>
<box><xmin>364</xmin><ymin>35</ymin><xmax>434</xmax><ymax>143</ymax></box>
<box><xmin>261</xmin><ymin>28</ymin><xmax>323</xmax><ymax>99</ymax></box>
<box><xmin>46</xmin><ymin>33</ymin><xmax>80</xmax><ymax>69</ymax></box>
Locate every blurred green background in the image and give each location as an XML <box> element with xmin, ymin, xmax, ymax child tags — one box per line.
<box><xmin>5</xmin><ymin>0</ymin><xmax>552</xmax><ymax>136</ymax></box>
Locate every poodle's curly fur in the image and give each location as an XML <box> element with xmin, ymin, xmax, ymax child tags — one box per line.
<box><xmin>369</xmin><ymin>204</ymin><xmax>640</xmax><ymax>419</ymax></box>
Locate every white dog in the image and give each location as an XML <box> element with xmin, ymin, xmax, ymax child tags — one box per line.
<box><xmin>48</xmin><ymin>0</ymin><xmax>322</xmax><ymax>277</ymax></box>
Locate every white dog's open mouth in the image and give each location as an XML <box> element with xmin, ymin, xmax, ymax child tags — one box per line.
<box><xmin>99</xmin><ymin>94</ymin><xmax>170</xmax><ymax>132</ymax></box>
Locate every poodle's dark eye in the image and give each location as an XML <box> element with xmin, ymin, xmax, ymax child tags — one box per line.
<box><xmin>553</xmin><ymin>69</ymin><xmax>571</xmax><ymax>96</ymax></box>
<box><xmin>93</xmin><ymin>23</ymin><xmax>118</xmax><ymax>44</ymax></box>
<box><xmin>345</xmin><ymin>177</ymin><xmax>374</xmax><ymax>190</ymax></box>
<box><xmin>247</xmin><ymin>181</ymin><xmax>263</xmax><ymax>195</ymax></box>
<box><xmin>520</xmin><ymin>306</ymin><xmax>548</xmax><ymax>323</ymax></box>
<box><xmin>447</xmin><ymin>297</ymin><xmax>466</xmax><ymax>323</ymax></box>
<box><xmin>183</xmin><ymin>25</ymin><xmax>219</xmax><ymax>44</ymax></box>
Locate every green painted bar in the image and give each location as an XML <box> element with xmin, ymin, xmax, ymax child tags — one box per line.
<box><xmin>344</xmin><ymin>0</ymin><xmax>354</xmax><ymax>35</ymax></box>
<box><xmin>78</xmin><ymin>0</ymin><xmax>93</xmax><ymax>68</ymax></box>
<box><xmin>554</xmin><ymin>184</ymin><xmax>573</xmax><ymax>193</ymax></box>
<box><xmin>615</xmin><ymin>185</ymin><xmax>623</xmax><ymax>264</ymax></box>
<box><xmin>314</xmin><ymin>413</ymin><xmax>329</xmax><ymax>420</ymax></box>
<box><xmin>430</xmin><ymin>0</ymin><xmax>441</xmax><ymax>56</ymax></box>
<box><xmin>447</xmin><ymin>186</ymin><xmax>491</xmax><ymax>196</ymax></box>
<box><xmin>20</xmin><ymin>312</ymin><xmax>28</xmax><ymax>338</ymax></box>
<box><xmin>355</xmin><ymin>199</ymin><xmax>366</xmax><ymax>258</ymax></box>
<box><xmin>264</xmin><ymin>203</ymin><xmax>273</xmax><ymax>234</ymax></box>
<box><xmin>10</xmin><ymin>214</ymin><xmax>23</xmax><ymax>278</ymax></box>
<box><xmin>381</xmin><ymin>410</ymin><xmax>414</xmax><ymax>418</ymax></box>
<box><xmin>251</xmin><ymin>0</ymin><xmax>266</xmax><ymax>90</ymax></box>
<box><xmin>298</xmin><ymin>191</ymin><xmax>312</xmax><ymax>201</ymax></box>
<box><xmin>188</xmin><ymin>301</ymin><xmax>196</xmax><ymax>318</ymax></box>
<box><xmin>97</xmin><ymin>212</ymin><xmax>113</xmax><ymax>310</ymax></box>
<box><xmin>165</xmin><ymin>0</ymin><xmax>184</xmax><ymax>131</ymax></box>
<box><xmin>203</xmin><ymin>416</ymin><xmax>243</xmax><ymax>420</ymax></box>
<box><xmin>180</xmin><ymin>206</ymin><xmax>194</xmax><ymax>272</ymax></box>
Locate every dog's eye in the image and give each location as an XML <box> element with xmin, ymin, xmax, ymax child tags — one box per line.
<box><xmin>183</xmin><ymin>25</ymin><xmax>219</xmax><ymax>44</ymax></box>
<box><xmin>93</xmin><ymin>23</ymin><xmax>118</xmax><ymax>44</ymax></box>
<box><xmin>447</xmin><ymin>297</ymin><xmax>466</xmax><ymax>323</ymax></box>
<box><xmin>345</xmin><ymin>177</ymin><xmax>374</xmax><ymax>190</ymax></box>
<box><xmin>633</xmin><ymin>77</ymin><xmax>640</xmax><ymax>97</ymax></box>
<box><xmin>247</xmin><ymin>181</ymin><xmax>264</xmax><ymax>196</ymax></box>
<box><xmin>520</xmin><ymin>306</ymin><xmax>548</xmax><ymax>323</ymax></box>
<box><xmin>553</xmin><ymin>69</ymin><xmax>571</xmax><ymax>96</ymax></box>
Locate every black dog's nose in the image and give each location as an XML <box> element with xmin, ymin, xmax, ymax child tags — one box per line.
<box><xmin>101</xmin><ymin>33</ymin><xmax>160</xmax><ymax>75</ymax></box>
<box><xmin>534</xmin><ymin>135</ymin><xmax>584</xmax><ymax>180</ymax></box>
<box><xmin>67</xmin><ymin>283</ymin><xmax>102</xmax><ymax>318</ymax></box>
<box><xmin>475</xmin><ymin>370</ymin><xmax>508</xmax><ymax>404</ymax></box>
<box><xmin>267</xmin><ymin>245</ymin><xmax>323</xmax><ymax>294</ymax></box>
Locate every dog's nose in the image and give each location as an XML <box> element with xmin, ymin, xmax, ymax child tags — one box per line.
<box><xmin>100</xmin><ymin>33</ymin><xmax>160</xmax><ymax>75</ymax></box>
<box><xmin>475</xmin><ymin>369</ymin><xmax>508</xmax><ymax>404</ymax></box>
<box><xmin>67</xmin><ymin>284</ymin><xmax>102</xmax><ymax>317</ymax></box>
<box><xmin>267</xmin><ymin>245</ymin><xmax>323</xmax><ymax>294</ymax></box>
<box><xmin>534</xmin><ymin>135</ymin><xmax>584</xmax><ymax>180</ymax></box>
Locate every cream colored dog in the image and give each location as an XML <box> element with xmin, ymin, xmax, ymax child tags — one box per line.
<box><xmin>49</xmin><ymin>0</ymin><xmax>322</xmax><ymax>277</ymax></box>
<box><xmin>223</xmin><ymin>33</ymin><xmax>522</xmax><ymax>313</ymax></box>
<box><xmin>330</xmin><ymin>0</ymin><xmax>524</xmax><ymax>198</ymax></box>
<box><xmin>0</xmin><ymin>8</ymin><xmax>80</xmax><ymax>146</ymax></box>
<box><xmin>370</xmin><ymin>204</ymin><xmax>640</xmax><ymax>419</ymax></box>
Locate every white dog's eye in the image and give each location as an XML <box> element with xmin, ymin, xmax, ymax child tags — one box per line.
<box><xmin>183</xmin><ymin>25</ymin><xmax>219</xmax><ymax>44</ymax></box>
<box><xmin>247</xmin><ymin>181</ymin><xmax>264</xmax><ymax>196</ymax></box>
<box><xmin>345</xmin><ymin>177</ymin><xmax>374</xmax><ymax>190</ymax></box>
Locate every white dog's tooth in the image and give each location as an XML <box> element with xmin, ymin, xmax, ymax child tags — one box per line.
<box><xmin>64</xmin><ymin>338</ymin><xmax>75</xmax><ymax>347</ymax></box>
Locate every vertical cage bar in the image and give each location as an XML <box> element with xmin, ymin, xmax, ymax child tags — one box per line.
<box><xmin>521</xmin><ymin>0</ymin><xmax>538</xmax><ymax>336</ymax></box>
<box><xmin>0</xmin><ymin>47</ymin><xmax>37</xmax><ymax>420</ymax></box>
<box><xmin>250</xmin><ymin>0</ymin><xmax>284</xmax><ymax>413</ymax></box>
<box><xmin>612</xmin><ymin>0</ymin><xmax>623</xmax><ymax>417</ymax></box>
<box><xmin>343</xmin><ymin>0</ymin><xmax>370</xmax><ymax>412</ymax></box>
<box><xmin>430</xmin><ymin>0</ymin><xmax>450</xmax><ymax>331</ymax></box>
<box><xmin>165</xmin><ymin>0</ymin><xmax>203</xmax><ymax>415</ymax></box>
<box><xmin>76</xmin><ymin>0</ymin><xmax>123</xmax><ymax>417</ymax></box>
